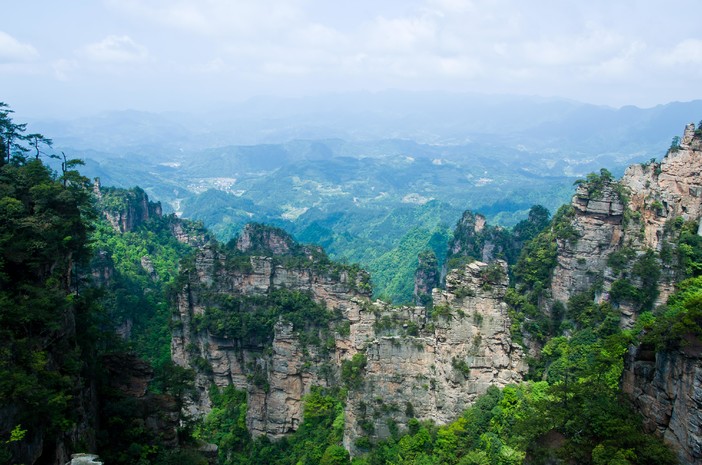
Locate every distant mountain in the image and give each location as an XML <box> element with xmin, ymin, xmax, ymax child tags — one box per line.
<box><xmin>27</xmin><ymin>92</ymin><xmax>702</xmax><ymax>302</ymax></box>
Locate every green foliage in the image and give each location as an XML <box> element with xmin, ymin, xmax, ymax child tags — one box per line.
<box><xmin>574</xmin><ymin>168</ymin><xmax>614</xmax><ymax>199</ymax></box>
<box><xmin>607</xmin><ymin>247</ymin><xmax>636</xmax><ymax>274</ymax></box>
<box><xmin>645</xmin><ymin>276</ymin><xmax>702</xmax><ymax>349</ymax></box>
<box><xmin>451</xmin><ymin>357</ymin><xmax>471</xmax><ymax>378</ymax></box>
<box><xmin>0</xmin><ymin>107</ymin><xmax>206</xmax><ymax>464</ymax></box>
<box><xmin>505</xmin><ymin>287</ymin><xmax>552</xmax><ymax>346</ymax></box>
<box><xmin>0</xmin><ymin>137</ymin><xmax>98</xmax><ymax>462</ymax></box>
<box><xmin>357</xmin><ymin>343</ymin><xmax>675</xmax><ymax>465</ymax></box>
<box><xmin>341</xmin><ymin>353</ymin><xmax>367</xmax><ymax>389</ymax></box>
<box><xmin>197</xmin><ymin>385</ymin><xmax>250</xmax><ymax>456</ymax></box>
<box><xmin>199</xmin><ymin>385</ymin><xmax>346</xmax><ymax>465</ymax></box>
<box><xmin>676</xmin><ymin>219</ymin><xmax>702</xmax><ymax>277</ymax></box>
<box><xmin>97</xmin><ymin>360</ymin><xmax>202</xmax><ymax>465</ymax></box>
<box><xmin>609</xmin><ymin>250</ymin><xmax>660</xmax><ymax>312</ymax></box>
<box><xmin>202</xmin><ymin>289</ymin><xmax>332</xmax><ymax>348</ymax></box>
<box><xmin>90</xmin><ymin>212</ymin><xmax>197</xmax><ymax>368</ymax></box>
<box><xmin>605</xmin><ymin>244</ymin><xmax>663</xmax><ymax>314</ymax></box>
<box><xmin>445</xmin><ymin>205</ymin><xmax>551</xmax><ymax>275</ymax></box>
<box><xmin>431</xmin><ymin>303</ymin><xmax>453</xmax><ymax>320</ymax></box>
<box><xmin>479</xmin><ymin>262</ymin><xmax>505</xmax><ymax>286</ymax></box>
<box><xmin>370</xmin><ymin>225</ymin><xmax>450</xmax><ymax>304</ymax></box>
<box><xmin>512</xmin><ymin>205</ymin><xmax>576</xmax><ymax>299</ymax></box>
<box><xmin>669</xmin><ymin>135</ymin><xmax>681</xmax><ymax>152</ymax></box>
<box><xmin>414</xmin><ymin>249</ymin><xmax>440</xmax><ymax>305</ymax></box>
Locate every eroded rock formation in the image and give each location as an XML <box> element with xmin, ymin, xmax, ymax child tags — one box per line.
<box><xmin>345</xmin><ymin>260</ymin><xmax>524</xmax><ymax>453</ymax></box>
<box><xmin>550</xmin><ymin>124</ymin><xmax>702</xmax><ymax>321</ymax></box>
<box><xmin>171</xmin><ymin>229</ymin><xmax>524</xmax><ymax>448</ymax></box>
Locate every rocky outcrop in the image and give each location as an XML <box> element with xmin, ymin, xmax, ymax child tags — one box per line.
<box><xmin>550</xmin><ymin>183</ymin><xmax>625</xmax><ymax>304</ymax></box>
<box><xmin>414</xmin><ymin>250</ymin><xmax>440</xmax><ymax>305</ymax></box>
<box><xmin>172</xmin><ymin>246</ymin><xmax>375</xmax><ymax>438</ymax></box>
<box><xmin>550</xmin><ymin>124</ymin><xmax>702</xmax><ymax>317</ymax></box>
<box><xmin>96</xmin><ymin>183</ymin><xmax>163</xmax><ymax>233</ymax></box>
<box><xmin>66</xmin><ymin>453</ymin><xmax>103</xmax><ymax>465</ymax></box>
<box><xmin>172</xmin><ymin>238</ymin><xmax>524</xmax><ymax>449</ymax></box>
<box><xmin>621</xmin><ymin>132</ymin><xmax>702</xmax><ymax>251</ymax></box>
<box><xmin>544</xmin><ymin>124</ymin><xmax>702</xmax><ymax>463</ymax></box>
<box><xmin>345</xmin><ymin>260</ymin><xmax>525</xmax><ymax>453</ymax></box>
<box><xmin>235</xmin><ymin>223</ymin><xmax>296</xmax><ymax>255</ymax></box>
<box><xmin>446</xmin><ymin>211</ymin><xmax>513</xmax><ymax>266</ymax></box>
<box><xmin>622</xmin><ymin>340</ymin><xmax>702</xmax><ymax>465</ymax></box>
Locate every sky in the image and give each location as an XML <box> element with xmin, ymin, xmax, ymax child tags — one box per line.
<box><xmin>2</xmin><ymin>0</ymin><xmax>702</xmax><ymax>117</ymax></box>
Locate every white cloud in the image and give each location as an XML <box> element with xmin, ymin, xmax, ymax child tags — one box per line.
<box><xmin>365</xmin><ymin>14</ymin><xmax>438</xmax><ymax>53</ymax></box>
<box><xmin>427</xmin><ymin>0</ymin><xmax>474</xmax><ymax>13</ymax></box>
<box><xmin>0</xmin><ymin>31</ymin><xmax>39</xmax><ymax>64</ymax></box>
<box><xmin>107</xmin><ymin>0</ymin><xmax>304</xmax><ymax>37</ymax></box>
<box><xmin>83</xmin><ymin>35</ymin><xmax>148</xmax><ymax>63</ymax></box>
<box><xmin>520</xmin><ymin>28</ymin><xmax>629</xmax><ymax>67</ymax></box>
<box><xmin>658</xmin><ymin>39</ymin><xmax>702</xmax><ymax>66</ymax></box>
<box><xmin>52</xmin><ymin>59</ymin><xmax>79</xmax><ymax>81</ymax></box>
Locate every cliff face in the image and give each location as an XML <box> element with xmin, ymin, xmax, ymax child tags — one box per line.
<box><xmin>550</xmin><ymin>183</ymin><xmax>625</xmax><ymax>304</ymax></box>
<box><xmin>622</xmin><ymin>341</ymin><xmax>702</xmax><ymax>465</ymax></box>
<box><xmin>95</xmin><ymin>182</ymin><xmax>163</xmax><ymax>234</ymax></box>
<box><xmin>414</xmin><ymin>250</ymin><xmax>440</xmax><ymax>305</ymax></box>
<box><xmin>622</xmin><ymin>123</ymin><xmax>702</xmax><ymax>250</ymax></box>
<box><xmin>550</xmin><ymin>124</ymin><xmax>702</xmax><ymax>321</ymax></box>
<box><xmin>171</xmin><ymin>227</ymin><xmax>524</xmax><ymax>447</ymax></box>
<box><xmin>345</xmin><ymin>260</ymin><xmax>524</xmax><ymax>453</ymax></box>
<box><xmin>171</xmin><ymin>239</ymin><xmax>375</xmax><ymax>438</ymax></box>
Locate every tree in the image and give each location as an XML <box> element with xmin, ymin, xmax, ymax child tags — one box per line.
<box><xmin>0</xmin><ymin>102</ymin><xmax>29</xmax><ymax>164</ymax></box>
<box><xmin>26</xmin><ymin>133</ymin><xmax>53</xmax><ymax>160</ymax></box>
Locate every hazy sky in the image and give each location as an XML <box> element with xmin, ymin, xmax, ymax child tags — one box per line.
<box><xmin>2</xmin><ymin>0</ymin><xmax>702</xmax><ymax>117</ymax></box>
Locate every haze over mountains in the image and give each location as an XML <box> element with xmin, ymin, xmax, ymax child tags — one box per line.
<box><xmin>28</xmin><ymin>92</ymin><xmax>702</xmax><ymax>302</ymax></box>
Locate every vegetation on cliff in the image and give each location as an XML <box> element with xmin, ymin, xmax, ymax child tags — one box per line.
<box><xmin>196</xmin><ymin>385</ymin><xmax>348</xmax><ymax>465</ymax></box>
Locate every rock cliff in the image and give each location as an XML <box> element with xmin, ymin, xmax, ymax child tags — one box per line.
<box><xmin>413</xmin><ymin>249</ymin><xmax>440</xmax><ymax>305</ymax></box>
<box><xmin>345</xmin><ymin>260</ymin><xmax>525</xmax><ymax>453</ymax></box>
<box><xmin>171</xmin><ymin>232</ymin><xmax>375</xmax><ymax>438</ymax></box>
<box><xmin>171</xmin><ymin>226</ymin><xmax>524</xmax><ymax>448</ymax></box>
<box><xmin>95</xmin><ymin>181</ymin><xmax>163</xmax><ymax>233</ymax></box>
<box><xmin>622</xmin><ymin>340</ymin><xmax>702</xmax><ymax>465</ymax></box>
<box><xmin>549</xmin><ymin>124</ymin><xmax>702</xmax><ymax>323</ymax></box>
<box><xmin>542</xmin><ymin>123</ymin><xmax>702</xmax><ymax>462</ymax></box>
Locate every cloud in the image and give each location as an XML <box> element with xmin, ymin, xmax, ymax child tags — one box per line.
<box><xmin>0</xmin><ymin>31</ymin><xmax>39</xmax><ymax>64</ymax></box>
<box><xmin>35</xmin><ymin>0</ymin><xmax>699</xmax><ymax>108</ymax></box>
<box><xmin>658</xmin><ymin>39</ymin><xmax>702</xmax><ymax>66</ymax></box>
<box><xmin>365</xmin><ymin>14</ymin><xmax>438</xmax><ymax>53</ymax></box>
<box><xmin>83</xmin><ymin>35</ymin><xmax>148</xmax><ymax>63</ymax></box>
<box><xmin>52</xmin><ymin>59</ymin><xmax>79</xmax><ymax>81</ymax></box>
<box><xmin>106</xmin><ymin>0</ymin><xmax>305</xmax><ymax>37</ymax></box>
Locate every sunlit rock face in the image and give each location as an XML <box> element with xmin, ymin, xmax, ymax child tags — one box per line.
<box><xmin>549</xmin><ymin>124</ymin><xmax>702</xmax><ymax>327</ymax></box>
